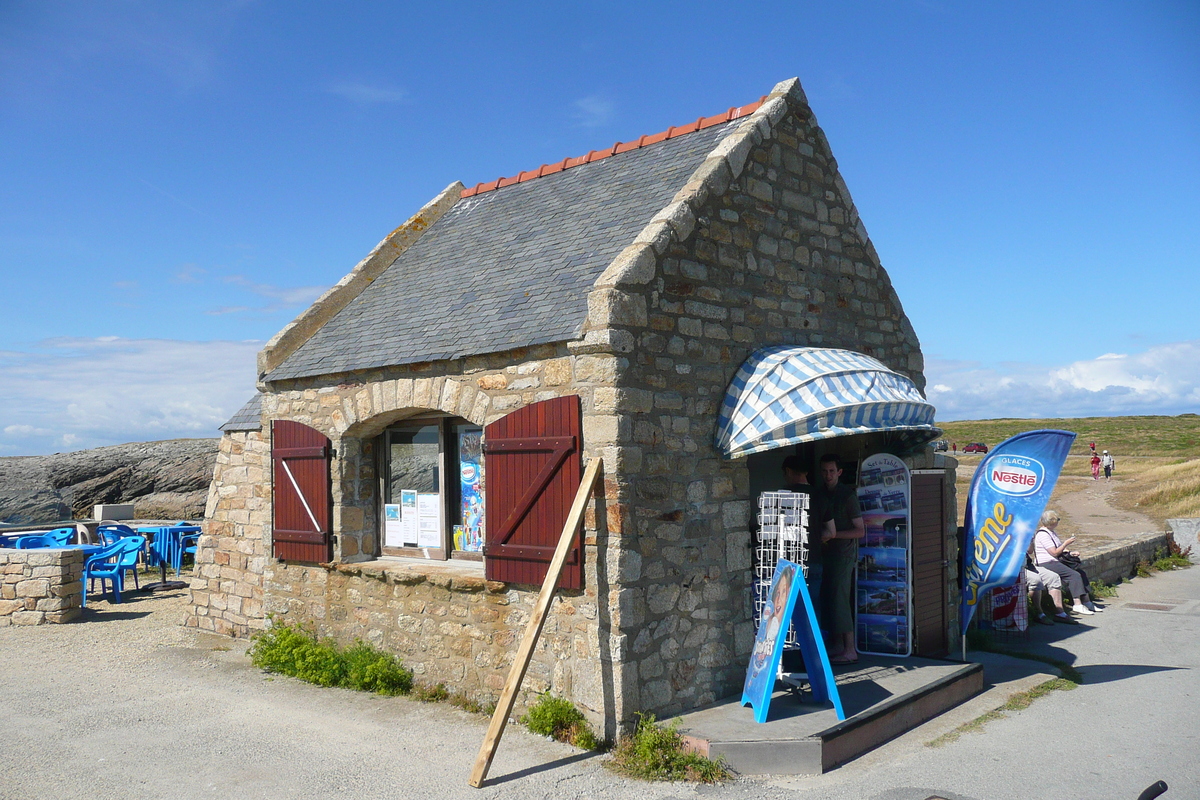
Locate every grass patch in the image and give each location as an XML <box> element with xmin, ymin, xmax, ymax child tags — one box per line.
<box><xmin>608</xmin><ymin>713</ymin><xmax>730</xmax><ymax>783</ymax></box>
<box><xmin>1089</xmin><ymin>579</ymin><xmax>1119</xmax><ymax>598</ymax></box>
<box><xmin>928</xmin><ymin>632</ymin><xmax>1083</xmax><ymax>747</ymax></box>
<box><xmin>249</xmin><ymin>619</ymin><xmax>412</xmax><ymax>696</ymax></box>
<box><xmin>936</xmin><ymin>416</ymin><xmax>1200</xmax><ymax>459</ymax></box>
<box><xmin>521</xmin><ymin>693</ymin><xmax>600</xmax><ymax>750</ymax></box>
<box><xmin>926</xmin><ymin>677</ymin><xmax>1077</xmax><ymax>748</ymax></box>
<box><xmin>1136</xmin><ymin>541</ymin><xmax>1194</xmax><ymax>577</ymax></box>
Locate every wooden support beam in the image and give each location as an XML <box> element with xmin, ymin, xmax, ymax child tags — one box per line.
<box><xmin>468</xmin><ymin>457</ymin><xmax>602</xmax><ymax>788</ymax></box>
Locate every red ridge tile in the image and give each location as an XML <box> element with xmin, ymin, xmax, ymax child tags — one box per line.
<box><xmin>459</xmin><ymin>96</ymin><xmax>770</xmax><ymax>198</ymax></box>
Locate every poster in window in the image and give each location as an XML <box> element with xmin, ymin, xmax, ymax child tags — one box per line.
<box><xmin>400</xmin><ymin>490</ymin><xmax>419</xmax><ymax>547</ymax></box>
<box><xmin>457</xmin><ymin>430</ymin><xmax>484</xmax><ymax>552</ymax></box>
<box><xmin>384</xmin><ymin>503</ymin><xmax>405</xmax><ymax>548</ymax></box>
<box><xmin>416</xmin><ymin>492</ymin><xmax>441</xmax><ymax>548</ymax></box>
<box><xmin>855</xmin><ymin>453</ymin><xmax>912</xmax><ymax>657</ymax></box>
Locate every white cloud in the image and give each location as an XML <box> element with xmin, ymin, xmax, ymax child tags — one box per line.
<box><xmin>926</xmin><ymin>340</ymin><xmax>1200</xmax><ymax>420</ymax></box>
<box><xmin>324</xmin><ymin>81</ymin><xmax>406</xmax><ymax>105</ymax></box>
<box><xmin>0</xmin><ymin>337</ymin><xmax>261</xmax><ymax>455</ymax></box>
<box><xmin>213</xmin><ymin>275</ymin><xmax>327</xmax><ymax>315</ymax></box>
<box><xmin>572</xmin><ymin>95</ymin><xmax>614</xmax><ymax>128</ymax></box>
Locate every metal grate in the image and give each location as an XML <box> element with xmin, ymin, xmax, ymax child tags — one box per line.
<box><xmin>754</xmin><ymin>491</ymin><xmax>809</xmax><ymax>648</ymax></box>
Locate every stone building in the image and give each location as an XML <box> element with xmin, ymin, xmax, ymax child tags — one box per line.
<box><xmin>189</xmin><ymin>77</ymin><xmax>958</xmax><ymax>734</ymax></box>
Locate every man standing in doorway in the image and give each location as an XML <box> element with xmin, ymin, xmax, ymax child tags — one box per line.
<box><xmin>815</xmin><ymin>454</ymin><xmax>865</xmax><ymax>664</ymax></box>
<box><xmin>781</xmin><ymin>456</ymin><xmax>834</xmax><ymax>614</ymax></box>
<box><xmin>1102</xmin><ymin>450</ymin><xmax>1115</xmax><ymax>479</ymax></box>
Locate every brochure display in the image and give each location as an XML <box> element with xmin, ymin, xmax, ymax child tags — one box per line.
<box><xmin>741</xmin><ymin>558</ymin><xmax>844</xmax><ymax>723</ymax></box>
<box><xmin>855</xmin><ymin>453</ymin><xmax>912</xmax><ymax>657</ymax></box>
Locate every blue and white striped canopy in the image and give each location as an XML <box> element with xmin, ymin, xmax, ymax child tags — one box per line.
<box><xmin>716</xmin><ymin>346</ymin><xmax>941</xmax><ymax>458</ymax></box>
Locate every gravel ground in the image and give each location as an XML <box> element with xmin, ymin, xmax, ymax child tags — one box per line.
<box><xmin>5</xmin><ymin>568</ymin><xmax>1197</xmax><ymax>800</ymax></box>
<box><xmin>0</xmin><ymin>588</ymin><xmax>787</xmax><ymax>800</ymax></box>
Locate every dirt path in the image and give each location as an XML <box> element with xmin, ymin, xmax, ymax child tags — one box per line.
<box><xmin>1054</xmin><ymin>475</ymin><xmax>1162</xmax><ymax>545</ymax></box>
<box><xmin>953</xmin><ymin>457</ymin><xmax>1161</xmax><ymax>546</ymax></box>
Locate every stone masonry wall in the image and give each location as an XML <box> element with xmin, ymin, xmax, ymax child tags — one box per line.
<box><xmin>577</xmin><ymin>84</ymin><xmax>929</xmax><ymax>716</ymax></box>
<box><xmin>194</xmin><ymin>344</ymin><xmax>636</xmax><ymax>729</ymax></box>
<box><xmin>185</xmin><ymin>429</ymin><xmax>270</xmax><ymax>636</ymax></box>
<box><xmin>0</xmin><ymin>547</ymin><xmax>83</xmax><ymax>625</ymax></box>
<box><xmin>261</xmin><ymin>557</ymin><xmax>623</xmax><ymax>734</ymax></box>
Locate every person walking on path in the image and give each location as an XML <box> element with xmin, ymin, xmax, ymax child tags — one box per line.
<box><xmin>1102</xmin><ymin>450</ymin><xmax>1115</xmax><ymax>479</ymax></box>
<box><xmin>1091</xmin><ymin>451</ymin><xmax>1102</xmax><ymax>479</ymax></box>
<box><xmin>814</xmin><ymin>453</ymin><xmax>865</xmax><ymax>664</ymax></box>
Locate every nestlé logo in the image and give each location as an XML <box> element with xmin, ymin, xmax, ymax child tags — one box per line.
<box><xmin>985</xmin><ymin>455</ymin><xmax>1044</xmax><ymax>497</ymax></box>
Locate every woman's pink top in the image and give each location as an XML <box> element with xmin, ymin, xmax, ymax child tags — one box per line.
<box><xmin>1034</xmin><ymin>527</ymin><xmax>1063</xmax><ymax>565</ymax></box>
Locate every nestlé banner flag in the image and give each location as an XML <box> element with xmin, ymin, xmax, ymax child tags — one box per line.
<box><xmin>961</xmin><ymin>429</ymin><xmax>1076</xmax><ymax>633</ymax></box>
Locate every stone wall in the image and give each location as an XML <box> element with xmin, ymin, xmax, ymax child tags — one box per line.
<box><xmin>0</xmin><ymin>548</ymin><xmax>83</xmax><ymax>625</ymax></box>
<box><xmin>1081</xmin><ymin>531</ymin><xmax>1174</xmax><ymax>586</ymax></box>
<box><xmin>261</xmin><ymin>557</ymin><xmax>627</xmax><ymax>735</ymax></box>
<box><xmin>573</xmin><ymin>84</ymin><xmax>929</xmax><ymax>716</ymax></box>
<box><xmin>185</xmin><ymin>429</ymin><xmax>270</xmax><ymax>636</ymax></box>
<box><xmin>193</xmin><ymin>344</ymin><xmax>636</xmax><ymax>728</ymax></box>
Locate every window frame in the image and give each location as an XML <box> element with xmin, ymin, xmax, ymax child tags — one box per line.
<box><xmin>376</xmin><ymin>414</ymin><xmax>483</xmax><ymax>563</ymax></box>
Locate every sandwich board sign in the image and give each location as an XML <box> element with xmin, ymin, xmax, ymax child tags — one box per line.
<box><xmin>741</xmin><ymin>558</ymin><xmax>845</xmax><ymax>723</ymax></box>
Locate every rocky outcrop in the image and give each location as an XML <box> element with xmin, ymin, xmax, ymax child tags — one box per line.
<box><xmin>0</xmin><ymin>439</ymin><xmax>219</xmax><ymax>525</ymax></box>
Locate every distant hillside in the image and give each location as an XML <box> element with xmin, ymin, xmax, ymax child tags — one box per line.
<box><xmin>935</xmin><ymin>415</ymin><xmax>1200</xmax><ymax>458</ymax></box>
<box><xmin>0</xmin><ymin>439</ymin><xmax>219</xmax><ymax>526</ymax></box>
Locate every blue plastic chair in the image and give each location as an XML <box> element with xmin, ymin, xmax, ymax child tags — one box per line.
<box><xmin>179</xmin><ymin>532</ymin><xmax>200</xmax><ymax>572</ymax></box>
<box><xmin>81</xmin><ymin>536</ymin><xmax>145</xmax><ymax>606</ymax></box>
<box><xmin>44</xmin><ymin>527</ymin><xmax>76</xmax><ymax>545</ymax></box>
<box><xmin>14</xmin><ymin>534</ymin><xmax>56</xmax><ymax>549</ymax></box>
<box><xmin>98</xmin><ymin>524</ymin><xmax>138</xmax><ymax>545</ymax></box>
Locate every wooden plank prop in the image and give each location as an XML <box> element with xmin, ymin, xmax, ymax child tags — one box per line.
<box><xmin>468</xmin><ymin>457</ymin><xmax>602</xmax><ymax>789</ymax></box>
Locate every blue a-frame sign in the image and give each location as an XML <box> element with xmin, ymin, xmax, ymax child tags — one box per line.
<box><xmin>741</xmin><ymin>558</ymin><xmax>845</xmax><ymax>723</ymax></box>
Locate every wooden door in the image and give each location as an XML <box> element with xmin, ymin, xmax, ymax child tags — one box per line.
<box><xmin>272</xmin><ymin>420</ymin><xmax>333</xmax><ymax>563</ymax></box>
<box><xmin>911</xmin><ymin>472</ymin><xmax>948</xmax><ymax>657</ymax></box>
<box><xmin>483</xmin><ymin>396</ymin><xmax>582</xmax><ymax>588</ymax></box>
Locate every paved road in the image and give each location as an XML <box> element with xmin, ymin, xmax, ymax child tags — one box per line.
<box><xmin>2</xmin><ymin>565</ymin><xmax>1197</xmax><ymax>800</ymax></box>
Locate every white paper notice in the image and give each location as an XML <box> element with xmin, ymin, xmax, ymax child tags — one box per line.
<box><xmin>400</xmin><ymin>490</ymin><xmax>419</xmax><ymax>547</ymax></box>
<box><xmin>384</xmin><ymin>503</ymin><xmax>405</xmax><ymax>547</ymax></box>
<box><xmin>417</xmin><ymin>492</ymin><xmax>441</xmax><ymax>548</ymax></box>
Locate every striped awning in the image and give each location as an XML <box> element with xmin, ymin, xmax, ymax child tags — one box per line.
<box><xmin>716</xmin><ymin>346</ymin><xmax>941</xmax><ymax>458</ymax></box>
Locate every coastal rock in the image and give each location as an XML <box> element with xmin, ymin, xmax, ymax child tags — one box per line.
<box><xmin>0</xmin><ymin>439</ymin><xmax>219</xmax><ymax>525</ymax></box>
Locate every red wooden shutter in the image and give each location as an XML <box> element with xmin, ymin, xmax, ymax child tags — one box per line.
<box><xmin>272</xmin><ymin>420</ymin><xmax>333</xmax><ymax>563</ymax></box>
<box><xmin>483</xmin><ymin>395</ymin><xmax>582</xmax><ymax>589</ymax></box>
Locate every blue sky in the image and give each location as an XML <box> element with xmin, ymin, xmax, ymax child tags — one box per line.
<box><xmin>1</xmin><ymin>1</ymin><xmax>1197</xmax><ymax>454</ymax></box>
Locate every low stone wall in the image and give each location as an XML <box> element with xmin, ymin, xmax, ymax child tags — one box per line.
<box><xmin>0</xmin><ymin>548</ymin><xmax>84</xmax><ymax>625</ymax></box>
<box><xmin>1080</xmin><ymin>531</ymin><xmax>1173</xmax><ymax>586</ymax></box>
<box><xmin>262</xmin><ymin>559</ymin><xmax>618</xmax><ymax>729</ymax></box>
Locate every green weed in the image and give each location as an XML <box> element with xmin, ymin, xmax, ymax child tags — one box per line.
<box><xmin>608</xmin><ymin>713</ymin><xmax>730</xmax><ymax>783</ymax></box>
<box><xmin>926</xmin><ymin>678</ymin><xmax>1076</xmax><ymax>748</ymax></box>
<box><xmin>1089</xmin><ymin>580</ymin><xmax>1119</xmax><ymax>599</ymax></box>
<box><xmin>249</xmin><ymin>619</ymin><xmax>412</xmax><ymax>696</ymax></box>
<box><xmin>411</xmin><ymin>682</ymin><xmax>450</xmax><ymax>703</ymax></box>
<box><xmin>522</xmin><ymin>693</ymin><xmax>601</xmax><ymax>750</ymax></box>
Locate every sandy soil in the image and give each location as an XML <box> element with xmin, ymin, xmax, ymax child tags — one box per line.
<box><xmin>1052</xmin><ymin>475</ymin><xmax>1162</xmax><ymax>545</ymax></box>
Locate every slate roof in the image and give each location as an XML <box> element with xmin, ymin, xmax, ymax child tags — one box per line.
<box><xmin>220</xmin><ymin>393</ymin><xmax>263</xmax><ymax>432</ymax></box>
<box><xmin>267</xmin><ymin>121</ymin><xmax>737</xmax><ymax>381</ymax></box>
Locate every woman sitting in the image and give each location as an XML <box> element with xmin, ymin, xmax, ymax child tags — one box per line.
<box><xmin>1034</xmin><ymin>510</ymin><xmax>1103</xmax><ymax>616</ymax></box>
